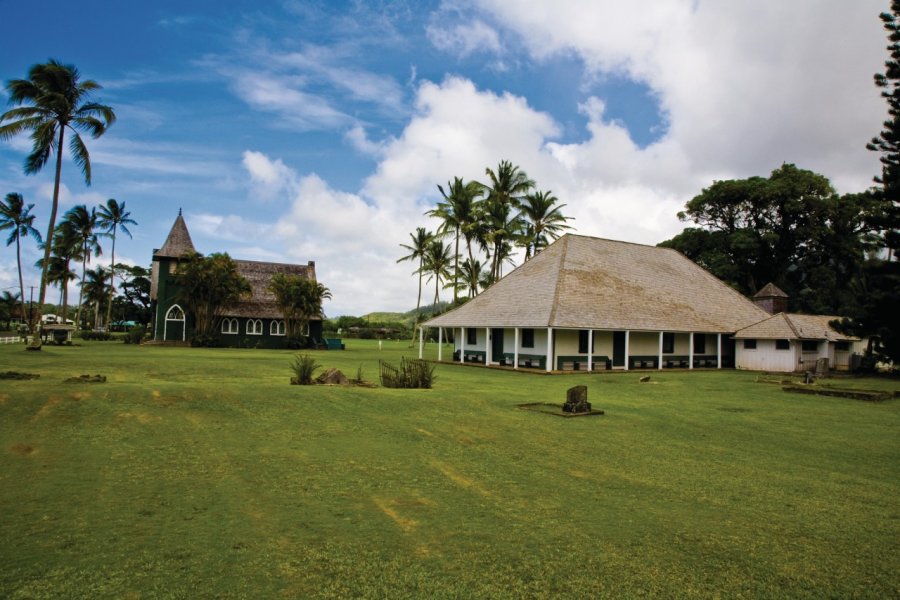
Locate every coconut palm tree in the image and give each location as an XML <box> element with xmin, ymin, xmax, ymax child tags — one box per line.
<box><xmin>0</xmin><ymin>291</ymin><xmax>22</xmax><ymax>330</ymax></box>
<box><xmin>97</xmin><ymin>199</ymin><xmax>136</xmax><ymax>327</ymax></box>
<box><xmin>481</xmin><ymin>161</ymin><xmax>534</xmax><ymax>280</ymax></box>
<box><xmin>0</xmin><ymin>193</ymin><xmax>41</xmax><ymax>331</ymax></box>
<box><xmin>422</xmin><ymin>238</ymin><xmax>453</xmax><ymax>306</ymax></box>
<box><xmin>0</xmin><ymin>60</ymin><xmax>116</xmax><ymax>347</ymax></box>
<box><xmin>458</xmin><ymin>257</ymin><xmax>488</xmax><ymax>298</ymax></box>
<box><xmin>478</xmin><ymin>195</ymin><xmax>524</xmax><ymax>284</ymax></box>
<box><xmin>397</xmin><ymin>227</ymin><xmax>434</xmax><ymax>327</ymax></box>
<box><xmin>63</xmin><ymin>205</ymin><xmax>102</xmax><ymax>329</ymax></box>
<box><xmin>45</xmin><ymin>223</ymin><xmax>81</xmax><ymax>324</ymax></box>
<box><xmin>428</xmin><ymin>177</ymin><xmax>483</xmax><ymax>302</ymax></box>
<box><xmin>520</xmin><ymin>190</ymin><xmax>572</xmax><ymax>260</ymax></box>
<box><xmin>81</xmin><ymin>265</ymin><xmax>111</xmax><ymax>329</ymax></box>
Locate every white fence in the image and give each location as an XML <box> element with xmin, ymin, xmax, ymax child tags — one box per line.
<box><xmin>0</xmin><ymin>336</ymin><xmax>24</xmax><ymax>344</ymax></box>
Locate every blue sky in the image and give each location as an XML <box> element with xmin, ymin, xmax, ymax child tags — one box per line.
<box><xmin>0</xmin><ymin>0</ymin><xmax>888</xmax><ymax>316</ymax></box>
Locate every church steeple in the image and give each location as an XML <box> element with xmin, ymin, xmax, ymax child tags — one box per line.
<box><xmin>154</xmin><ymin>211</ymin><xmax>196</xmax><ymax>258</ymax></box>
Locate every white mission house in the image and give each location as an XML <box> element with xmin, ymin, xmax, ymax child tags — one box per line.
<box><xmin>419</xmin><ymin>234</ymin><xmax>862</xmax><ymax>374</ymax></box>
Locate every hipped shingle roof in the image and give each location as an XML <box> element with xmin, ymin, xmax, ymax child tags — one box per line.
<box><xmin>424</xmin><ymin>234</ymin><xmax>769</xmax><ymax>332</ymax></box>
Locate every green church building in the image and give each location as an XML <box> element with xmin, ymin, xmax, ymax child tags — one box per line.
<box><xmin>150</xmin><ymin>211</ymin><xmax>323</xmax><ymax>347</ymax></box>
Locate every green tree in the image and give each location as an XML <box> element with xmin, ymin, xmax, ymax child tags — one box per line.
<box><xmin>81</xmin><ymin>265</ymin><xmax>110</xmax><ymax>330</ymax></box>
<box><xmin>397</xmin><ymin>227</ymin><xmax>434</xmax><ymax>328</ymax></box>
<box><xmin>659</xmin><ymin>164</ymin><xmax>857</xmax><ymax>311</ymax></box>
<box><xmin>480</xmin><ymin>160</ymin><xmax>534</xmax><ymax>281</ymax></box>
<box><xmin>0</xmin><ymin>60</ymin><xmax>115</xmax><ymax>348</ymax></box>
<box><xmin>268</xmin><ymin>273</ymin><xmax>332</xmax><ymax>342</ymax></box>
<box><xmin>0</xmin><ymin>193</ymin><xmax>41</xmax><ymax>331</ymax></box>
<box><xmin>834</xmin><ymin>2</ymin><xmax>900</xmax><ymax>363</ymax></box>
<box><xmin>38</xmin><ymin>222</ymin><xmax>81</xmax><ymax>324</ymax></box>
<box><xmin>458</xmin><ymin>256</ymin><xmax>487</xmax><ymax>298</ymax></box>
<box><xmin>174</xmin><ymin>252</ymin><xmax>251</xmax><ymax>343</ymax></box>
<box><xmin>519</xmin><ymin>190</ymin><xmax>572</xmax><ymax>259</ymax></box>
<box><xmin>64</xmin><ymin>205</ymin><xmax>102</xmax><ymax>328</ymax></box>
<box><xmin>0</xmin><ymin>291</ymin><xmax>21</xmax><ymax>330</ymax></box>
<box><xmin>97</xmin><ymin>199</ymin><xmax>136</xmax><ymax>328</ymax></box>
<box><xmin>422</xmin><ymin>238</ymin><xmax>453</xmax><ymax>306</ymax></box>
<box><xmin>114</xmin><ymin>264</ymin><xmax>151</xmax><ymax>325</ymax></box>
<box><xmin>429</xmin><ymin>177</ymin><xmax>483</xmax><ymax>302</ymax></box>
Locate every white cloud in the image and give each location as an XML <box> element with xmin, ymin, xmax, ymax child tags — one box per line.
<box><xmin>242</xmin><ymin>150</ymin><xmax>296</xmax><ymax>199</ymax></box>
<box><xmin>427</xmin><ymin>18</ymin><xmax>503</xmax><ymax>58</ymax></box>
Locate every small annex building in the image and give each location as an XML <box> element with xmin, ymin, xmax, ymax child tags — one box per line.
<box><xmin>150</xmin><ymin>211</ymin><xmax>323</xmax><ymax>347</ymax></box>
<box><xmin>733</xmin><ymin>284</ymin><xmax>863</xmax><ymax>372</ymax></box>
<box><xmin>421</xmin><ymin>234</ymin><xmax>773</xmax><ymax>372</ymax></box>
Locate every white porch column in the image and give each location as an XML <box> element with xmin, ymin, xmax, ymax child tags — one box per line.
<box><xmin>689</xmin><ymin>332</ymin><xmax>694</xmax><ymax>370</ymax></box>
<box><xmin>658</xmin><ymin>331</ymin><xmax>664</xmax><ymax>370</ymax></box>
<box><xmin>459</xmin><ymin>327</ymin><xmax>465</xmax><ymax>363</ymax></box>
<box><xmin>717</xmin><ymin>333</ymin><xmax>722</xmax><ymax>369</ymax></box>
<box><xmin>587</xmin><ymin>330</ymin><xmax>594</xmax><ymax>372</ymax></box>
<box><xmin>418</xmin><ymin>326</ymin><xmax>424</xmax><ymax>359</ymax></box>
<box><xmin>546</xmin><ymin>327</ymin><xmax>553</xmax><ymax>372</ymax></box>
<box><xmin>624</xmin><ymin>330</ymin><xmax>630</xmax><ymax>371</ymax></box>
<box><xmin>514</xmin><ymin>328</ymin><xmax>520</xmax><ymax>370</ymax></box>
<box><xmin>438</xmin><ymin>327</ymin><xmax>443</xmax><ymax>361</ymax></box>
<box><xmin>485</xmin><ymin>327</ymin><xmax>492</xmax><ymax>365</ymax></box>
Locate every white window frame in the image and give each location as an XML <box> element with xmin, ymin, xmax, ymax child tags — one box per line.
<box><xmin>247</xmin><ymin>319</ymin><xmax>263</xmax><ymax>335</ymax></box>
<box><xmin>222</xmin><ymin>318</ymin><xmax>239</xmax><ymax>335</ymax></box>
<box><xmin>270</xmin><ymin>320</ymin><xmax>285</xmax><ymax>336</ymax></box>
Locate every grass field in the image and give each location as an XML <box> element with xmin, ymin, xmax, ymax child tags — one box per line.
<box><xmin>0</xmin><ymin>340</ymin><xmax>898</xmax><ymax>599</ymax></box>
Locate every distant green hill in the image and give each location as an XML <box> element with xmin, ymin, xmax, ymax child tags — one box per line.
<box><xmin>362</xmin><ymin>302</ymin><xmax>450</xmax><ymax>326</ymax></box>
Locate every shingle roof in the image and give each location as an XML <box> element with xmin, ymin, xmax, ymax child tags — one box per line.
<box><xmin>424</xmin><ymin>234</ymin><xmax>770</xmax><ymax>332</ymax></box>
<box><xmin>154</xmin><ymin>212</ymin><xmax>196</xmax><ymax>258</ymax></box>
<box><xmin>753</xmin><ymin>282</ymin><xmax>789</xmax><ymax>298</ymax></box>
<box><xmin>733</xmin><ymin>313</ymin><xmax>856</xmax><ymax>341</ymax></box>
<box><xmin>223</xmin><ymin>260</ymin><xmax>318</xmax><ymax>320</ymax></box>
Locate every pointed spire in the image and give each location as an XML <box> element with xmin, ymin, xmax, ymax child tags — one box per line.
<box><xmin>155</xmin><ymin>211</ymin><xmax>196</xmax><ymax>258</ymax></box>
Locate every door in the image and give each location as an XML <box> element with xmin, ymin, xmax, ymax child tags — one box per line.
<box><xmin>613</xmin><ymin>331</ymin><xmax>626</xmax><ymax>367</ymax></box>
<box><xmin>491</xmin><ymin>328</ymin><xmax>505</xmax><ymax>363</ymax></box>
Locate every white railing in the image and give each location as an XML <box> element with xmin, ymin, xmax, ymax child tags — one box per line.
<box><xmin>0</xmin><ymin>336</ymin><xmax>24</xmax><ymax>345</ymax></box>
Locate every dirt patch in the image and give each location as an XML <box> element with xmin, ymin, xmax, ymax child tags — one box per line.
<box><xmin>10</xmin><ymin>443</ymin><xmax>36</xmax><ymax>455</ymax></box>
<box><xmin>0</xmin><ymin>371</ymin><xmax>40</xmax><ymax>380</ymax></box>
<box><xmin>32</xmin><ymin>396</ymin><xmax>63</xmax><ymax>421</ymax></box>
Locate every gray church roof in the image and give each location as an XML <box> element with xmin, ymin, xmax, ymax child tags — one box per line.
<box><xmin>424</xmin><ymin>234</ymin><xmax>770</xmax><ymax>333</ymax></box>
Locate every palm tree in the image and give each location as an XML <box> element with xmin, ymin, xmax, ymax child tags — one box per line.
<box><xmin>422</xmin><ymin>238</ymin><xmax>453</xmax><ymax>306</ymax></box>
<box><xmin>0</xmin><ymin>60</ymin><xmax>116</xmax><ymax>347</ymax></box>
<box><xmin>459</xmin><ymin>257</ymin><xmax>487</xmax><ymax>298</ymax></box>
<box><xmin>0</xmin><ymin>291</ymin><xmax>22</xmax><ymax>330</ymax></box>
<box><xmin>428</xmin><ymin>177</ymin><xmax>483</xmax><ymax>303</ymax></box>
<box><xmin>42</xmin><ymin>223</ymin><xmax>81</xmax><ymax>324</ymax></box>
<box><xmin>520</xmin><ymin>190</ymin><xmax>572</xmax><ymax>259</ymax></box>
<box><xmin>479</xmin><ymin>195</ymin><xmax>524</xmax><ymax>284</ymax></box>
<box><xmin>481</xmin><ymin>160</ymin><xmax>534</xmax><ymax>280</ymax></box>
<box><xmin>81</xmin><ymin>266</ymin><xmax>111</xmax><ymax>329</ymax></box>
<box><xmin>97</xmin><ymin>199</ymin><xmax>136</xmax><ymax>327</ymax></box>
<box><xmin>397</xmin><ymin>227</ymin><xmax>434</xmax><ymax>327</ymax></box>
<box><xmin>64</xmin><ymin>205</ymin><xmax>102</xmax><ymax>329</ymax></box>
<box><xmin>0</xmin><ymin>193</ymin><xmax>41</xmax><ymax>331</ymax></box>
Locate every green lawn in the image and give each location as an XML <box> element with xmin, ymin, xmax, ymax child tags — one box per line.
<box><xmin>0</xmin><ymin>340</ymin><xmax>898</xmax><ymax>599</ymax></box>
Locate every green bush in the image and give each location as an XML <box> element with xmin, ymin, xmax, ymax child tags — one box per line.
<box><xmin>190</xmin><ymin>334</ymin><xmax>220</xmax><ymax>347</ymax></box>
<box><xmin>123</xmin><ymin>326</ymin><xmax>146</xmax><ymax>345</ymax></box>
<box><xmin>290</xmin><ymin>354</ymin><xmax>320</xmax><ymax>385</ymax></box>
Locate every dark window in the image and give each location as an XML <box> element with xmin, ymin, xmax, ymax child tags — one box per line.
<box><xmin>775</xmin><ymin>339</ymin><xmax>790</xmax><ymax>350</ymax></box>
<box><xmin>662</xmin><ymin>332</ymin><xmax>674</xmax><ymax>354</ymax></box>
<box><xmin>578</xmin><ymin>330</ymin><xmax>589</xmax><ymax>353</ymax></box>
<box><xmin>743</xmin><ymin>339</ymin><xmax>757</xmax><ymax>350</ymax></box>
<box><xmin>522</xmin><ymin>328</ymin><xmax>534</xmax><ymax>348</ymax></box>
<box><xmin>466</xmin><ymin>328</ymin><xmax>477</xmax><ymax>345</ymax></box>
<box><xmin>693</xmin><ymin>334</ymin><xmax>706</xmax><ymax>354</ymax></box>
<box><xmin>835</xmin><ymin>341</ymin><xmax>850</xmax><ymax>351</ymax></box>
<box><xmin>801</xmin><ymin>340</ymin><xmax>818</xmax><ymax>352</ymax></box>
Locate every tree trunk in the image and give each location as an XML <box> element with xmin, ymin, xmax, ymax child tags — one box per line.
<box><xmin>105</xmin><ymin>228</ymin><xmax>116</xmax><ymax>328</ymax></box>
<box><xmin>15</xmin><ymin>235</ymin><xmax>27</xmax><ymax>333</ymax></box>
<box><xmin>30</xmin><ymin>126</ymin><xmax>66</xmax><ymax>349</ymax></box>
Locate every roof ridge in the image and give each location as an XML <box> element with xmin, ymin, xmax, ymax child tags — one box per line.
<box><xmin>779</xmin><ymin>312</ymin><xmax>802</xmax><ymax>337</ymax></box>
<box><xmin>546</xmin><ymin>235</ymin><xmax>569</xmax><ymax>325</ymax></box>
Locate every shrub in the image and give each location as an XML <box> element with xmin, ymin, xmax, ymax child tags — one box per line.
<box><xmin>123</xmin><ymin>325</ymin><xmax>146</xmax><ymax>345</ymax></box>
<box><xmin>379</xmin><ymin>357</ymin><xmax>435</xmax><ymax>389</ymax></box>
<box><xmin>285</xmin><ymin>335</ymin><xmax>309</xmax><ymax>350</ymax></box>
<box><xmin>190</xmin><ymin>334</ymin><xmax>220</xmax><ymax>347</ymax></box>
<box><xmin>78</xmin><ymin>330</ymin><xmax>113</xmax><ymax>341</ymax></box>
<box><xmin>290</xmin><ymin>354</ymin><xmax>320</xmax><ymax>385</ymax></box>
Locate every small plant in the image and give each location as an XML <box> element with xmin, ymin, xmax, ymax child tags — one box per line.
<box><xmin>379</xmin><ymin>357</ymin><xmax>435</xmax><ymax>389</ymax></box>
<box><xmin>290</xmin><ymin>354</ymin><xmax>320</xmax><ymax>385</ymax></box>
<box><xmin>78</xmin><ymin>330</ymin><xmax>113</xmax><ymax>341</ymax></box>
<box><xmin>123</xmin><ymin>325</ymin><xmax>146</xmax><ymax>344</ymax></box>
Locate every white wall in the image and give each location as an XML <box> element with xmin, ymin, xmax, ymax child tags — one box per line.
<box><xmin>735</xmin><ymin>339</ymin><xmax>799</xmax><ymax>372</ymax></box>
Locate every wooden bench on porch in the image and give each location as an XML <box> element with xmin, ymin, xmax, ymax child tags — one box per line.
<box><xmin>556</xmin><ymin>355</ymin><xmax>612</xmax><ymax>371</ymax></box>
<box><xmin>628</xmin><ymin>355</ymin><xmax>659</xmax><ymax>369</ymax></box>
<box><xmin>502</xmin><ymin>353</ymin><xmax>546</xmax><ymax>369</ymax></box>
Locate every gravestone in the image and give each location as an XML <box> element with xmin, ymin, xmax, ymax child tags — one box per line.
<box><xmin>563</xmin><ymin>385</ymin><xmax>591</xmax><ymax>413</ymax></box>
